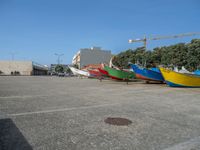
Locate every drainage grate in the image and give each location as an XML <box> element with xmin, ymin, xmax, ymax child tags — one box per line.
<box><xmin>104</xmin><ymin>117</ymin><xmax>132</xmax><ymax>126</ymax></box>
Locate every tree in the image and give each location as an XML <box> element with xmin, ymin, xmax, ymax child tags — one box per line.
<box><xmin>73</xmin><ymin>64</ymin><xmax>79</xmax><ymax>69</ymax></box>
<box><xmin>55</xmin><ymin>65</ymin><xmax>64</xmax><ymax>73</ymax></box>
<box><xmin>112</xmin><ymin>39</ymin><xmax>200</xmax><ymax>71</ymax></box>
<box><xmin>66</xmin><ymin>67</ymin><xmax>72</xmax><ymax>73</ymax></box>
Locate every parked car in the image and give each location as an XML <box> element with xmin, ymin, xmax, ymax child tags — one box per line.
<box><xmin>58</xmin><ymin>73</ymin><xmax>65</xmax><ymax>77</ymax></box>
<box><xmin>51</xmin><ymin>72</ymin><xmax>57</xmax><ymax>76</ymax></box>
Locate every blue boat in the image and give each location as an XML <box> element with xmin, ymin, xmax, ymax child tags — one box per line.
<box><xmin>130</xmin><ymin>64</ymin><xmax>164</xmax><ymax>82</ymax></box>
<box><xmin>194</xmin><ymin>70</ymin><xmax>200</xmax><ymax>76</ymax></box>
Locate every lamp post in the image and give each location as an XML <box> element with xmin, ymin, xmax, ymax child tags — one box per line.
<box><xmin>10</xmin><ymin>52</ymin><xmax>18</xmax><ymax>61</ymax></box>
<box><xmin>54</xmin><ymin>53</ymin><xmax>64</xmax><ymax>64</ymax></box>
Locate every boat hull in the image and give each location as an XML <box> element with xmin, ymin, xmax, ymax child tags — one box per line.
<box><xmin>104</xmin><ymin>66</ymin><xmax>135</xmax><ymax>80</ymax></box>
<box><xmin>194</xmin><ymin>70</ymin><xmax>200</xmax><ymax>76</ymax></box>
<box><xmin>98</xmin><ymin>68</ymin><xmax>109</xmax><ymax>76</ymax></box>
<box><xmin>130</xmin><ymin>64</ymin><xmax>164</xmax><ymax>82</ymax></box>
<box><xmin>160</xmin><ymin>67</ymin><xmax>200</xmax><ymax>87</ymax></box>
<box><xmin>68</xmin><ymin>66</ymin><xmax>90</xmax><ymax>77</ymax></box>
<box><xmin>88</xmin><ymin>70</ymin><xmax>101</xmax><ymax>77</ymax></box>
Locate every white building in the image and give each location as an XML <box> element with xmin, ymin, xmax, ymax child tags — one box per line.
<box><xmin>72</xmin><ymin>47</ymin><xmax>112</xmax><ymax>69</ymax></box>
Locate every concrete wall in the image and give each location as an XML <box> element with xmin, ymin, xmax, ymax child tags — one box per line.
<box><xmin>0</xmin><ymin>61</ymin><xmax>33</xmax><ymax>75</ymax></box>
<box><xmin>33</xmin><ymin>68</ymin><xmax>48</xmax><ymax>75</ymax></box>
<box><xmin>80</xmin><ymin>48</ymin><xmax>112</xmax><ymax>68</ymax></box>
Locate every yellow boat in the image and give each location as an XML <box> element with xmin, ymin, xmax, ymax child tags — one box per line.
<box><xmin>159</xmin><ymin>67</ymin><xmax>200</xmax><ymax>87</ymax></box>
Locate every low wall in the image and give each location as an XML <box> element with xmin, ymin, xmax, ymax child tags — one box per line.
<box><xmin>0</xmin><ymin>61</ymin><xmax>33</xmax><ymax>76</ymax></box>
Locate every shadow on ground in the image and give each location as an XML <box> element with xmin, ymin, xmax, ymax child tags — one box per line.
<box><xmin>0</xmin><ymin>118</ymin><xmax>32</xmax><ymax>150</ymax></box>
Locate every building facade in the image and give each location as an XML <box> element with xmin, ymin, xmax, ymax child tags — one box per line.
<box><xmin>0</xmin><ymin>61</ymin><xmax>48</xmax><ymax>75</ymax></box>
<box><xmin>72</xmin><ymin>47</ymin><xmax>112</xmax><ymax>69</ymax></box>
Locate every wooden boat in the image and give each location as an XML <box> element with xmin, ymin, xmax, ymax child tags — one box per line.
<box><xmin>160</xmin><ymin>67</ymin><xmax>200</xmax><ymax>87</ymax></box>
<box><xmin>130</xmin><ymin>64</ymin><xmax>164</xmax><ymax>82</ymax></box>
<box><xmin>88</xmin><ymin>69</ymin><xmax>101</xmax><ymax>77</ymax></box>
<box><xmin>194</xmin><ymin>70</ymin><xmax>200</xmax><ymax>76</ymax></box>
<box><xmin>98</xmin><ymin>68</ymin><xmax>109</xmax><ymax>76</ymax></box>
<box><xmin>104</xmin><ymin>66</ymin><xmax>135</xmax><ymax>80</ymax></box>
<box><xmin>68</xmin><ymin>66</ymin><xmax>90</xmax><ymax>77</ymax></box>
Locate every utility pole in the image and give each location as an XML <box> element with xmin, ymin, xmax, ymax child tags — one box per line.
<box><xmin>54</xmin><ymin>53</ymin><xmax>64</xmax><ymax>64</ymax></box>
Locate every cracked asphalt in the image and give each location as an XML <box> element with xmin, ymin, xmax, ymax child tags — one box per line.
<box><xmin>0</xmin><ymin>76</ymin><xmax>200</xmax><ymax>150</ymax></box>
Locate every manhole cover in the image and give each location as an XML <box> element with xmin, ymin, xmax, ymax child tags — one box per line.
<box><xmin>104</xmin><ymin>117</ymin><xmax>132</xmax><ymax>126</ymax></box>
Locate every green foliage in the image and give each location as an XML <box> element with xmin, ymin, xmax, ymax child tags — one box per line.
<box><xmin>66</xmin><ymin>67</ymin><xmax>72</xmax><ymax>73</ymax></box>
<box><xmin>73</xmin><ymin>64</ymin><xmax>79</xmax><ymax>69</ymax></box>
<box><xmin>186</xmin><ymin>39</ymin><xmax>200</xmax><ymax>70</ymax></box>
<box><xmin>113</xmin><ymin>39</ymin><xmax>200</xmax><ymax>71</ymax></box>
<box><xmin>55</xmin><ymin>65</ymin><xmax>64</xmax><ymax>73</ymax></box>
<box><xmin>112</xmin><ymin>47</ymin><xmax>146</xmax><ymax>68</ymax></box>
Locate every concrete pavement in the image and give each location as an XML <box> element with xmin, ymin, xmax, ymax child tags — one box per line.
<box><xmin>0</xmin><ymin>76</ymin><xmax>200</xmax><ymax>150</ymax></box>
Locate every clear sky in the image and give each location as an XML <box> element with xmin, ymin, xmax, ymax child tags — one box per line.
<box><xmin>0</xmin><ymin>0</ymin><xmax>200</xmax><ymax>65</ymax></box>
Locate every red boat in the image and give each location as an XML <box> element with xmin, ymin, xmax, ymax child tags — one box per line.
<box><xmin>98</xmin><ymin>68</ymin><xmax>109</xmax><ymax>76</ymax></box>
<box><xmin>88</xmin><ymin>69</ymin><xmax>101</xmax><ymax>77</ymax></box>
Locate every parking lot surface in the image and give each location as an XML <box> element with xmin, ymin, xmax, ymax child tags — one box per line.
<box><xmin>1</xmin><ymin>76</ymin><xmax>200</xmax><ymax>150</ymax></box>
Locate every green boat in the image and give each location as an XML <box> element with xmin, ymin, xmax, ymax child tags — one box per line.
<box><xmin>104</xmin><ymin>66</ymin><xmax>135</xmax><ymax>80</ymax></box>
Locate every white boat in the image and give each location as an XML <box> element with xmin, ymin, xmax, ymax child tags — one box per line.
<box><xmin>179</xmin><ymin>66</ymin><xmax>191</xmax><ymax>74</ymax></box>
<box><xmin>68</xmin><ymin>66</ymin><xmax>90</xmax><ymax>77</ymax></box>
<box><xmin>174</xmin><ymin>66</ymin><xmax>193</xmax><ymax>74</ymax></box>
<box><xmin>109</xmin><ymin>57</ymin><xmax>120</xmax><ymax>70</ymax></box>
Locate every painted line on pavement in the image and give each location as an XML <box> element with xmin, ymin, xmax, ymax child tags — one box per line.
<box><xmin>8</xmin><ymin>103</ymin><xmax>120</xmax><ymax>117</ymax></box>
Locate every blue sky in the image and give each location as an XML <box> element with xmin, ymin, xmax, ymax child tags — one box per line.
<box><xmin>0</xmin><ymin>0</ymin><xmax>200</xmax><ymax>65</ymax></box>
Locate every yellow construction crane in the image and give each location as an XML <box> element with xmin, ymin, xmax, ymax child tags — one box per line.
<box><xmin>128</xmin><ymin>32</ymin><xmax>200</xmax><ymax>50</ymax></box>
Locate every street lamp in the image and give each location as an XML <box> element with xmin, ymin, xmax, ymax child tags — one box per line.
<box><xmin>54</xmin><ymin>53</ymin><xmax>64</xmax><ymax>64</ymax></box>
<box><xmin>10</xmin><ymin>51</ymin><xmax>18</xmax><ymax>61</ymax></box>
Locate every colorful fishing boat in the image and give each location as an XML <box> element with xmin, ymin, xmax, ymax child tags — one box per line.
<box><xmin>68</xmin><ymin>66</ymin><xmax>90</xmax><ymax>77</ymax></box>
<box><xmin>160</xmin><ymin>67</ymin><xmax>200</xmax><ymax>87</ymax></box>
<box><xmin>98</xmin><ymin>68</ymin><xmax>109</xmax><ymax>76</ymax></box>
<box><xmin>104</xmin><ymin>66</ymin><xmax>135</xmax><ymax>80</ymax></box>
<box><xmin>88</xmin><ymin>69</ymin><xmax>101</xmax><ymax>77</ymax></box>
<box><xmin>194</xmin><ymin>70</ymin><xmax>200</xmax><ymax>76</ymax></box>
<box><xmin>130</xmin><ymin>64</ymin><xmax>164</xmax><ymax>82</ymax></box>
